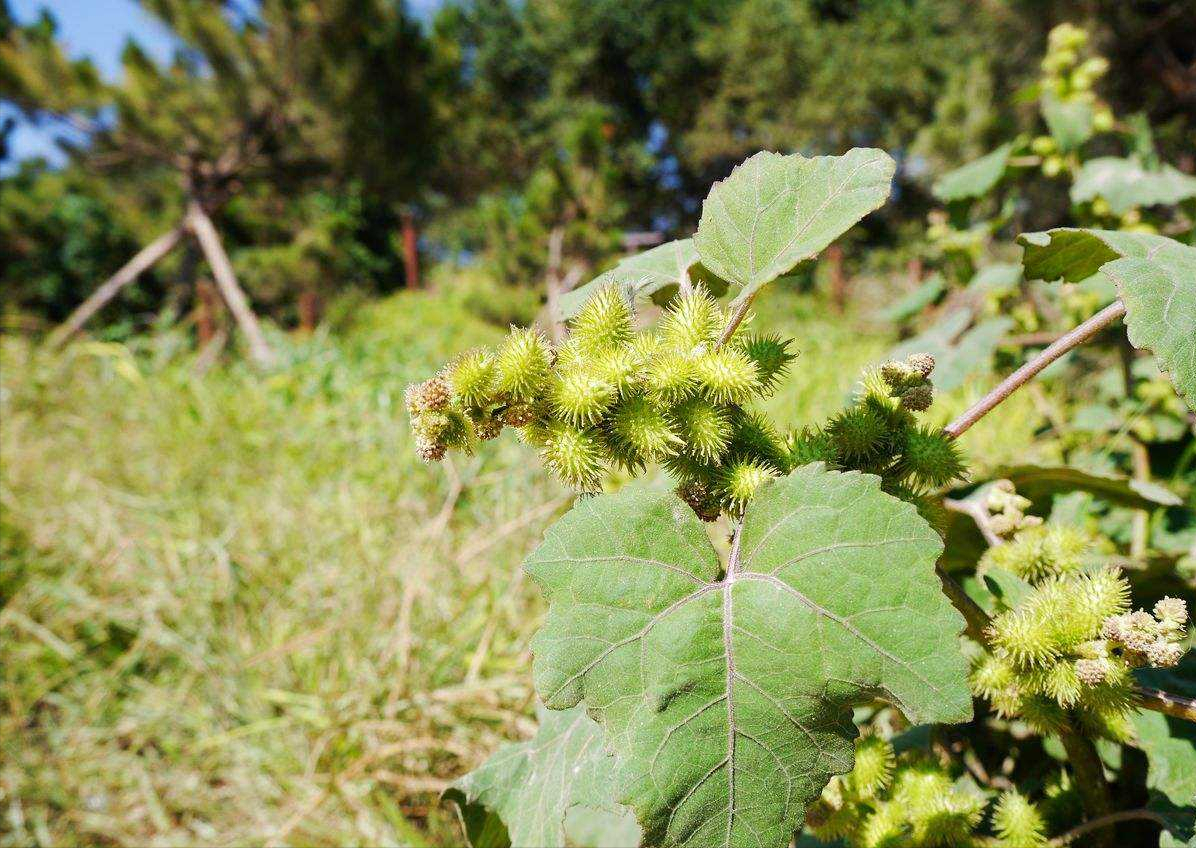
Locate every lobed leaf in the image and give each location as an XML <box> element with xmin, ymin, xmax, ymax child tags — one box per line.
<box><xmin>444</xmin><ymin>703</ymin><xmax>639</xmax><ymax>848</ymax></box>
<box><xmin>1040</xmin><ymin>93</ymin><xmax>1094</xmax><ymax>153</ymax></box>
<box><xmin>1019</xmin><ymin>228</ymin><xmax>1196</xmax><ymax>410</ymax></box>
<box><xmin>695</xmin><ymin>149</ymin><xmax>895</xmax><ymax>299</ymax></box>
<box><xmin>1134</xmin><ymin>656</ymin><xmax>1196</xmax><ymax>847</ymax></box>
<box><xmin>525</xmin><ymin>463</ymin><xmax>972</xmax><ymax>848</ymax></box>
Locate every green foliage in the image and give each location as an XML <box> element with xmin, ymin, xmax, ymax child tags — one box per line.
<box><xmin>1019</xmin><ymin>228</ymin><xmax>1196</xmax><ymax>410</ymax></box>
<box><xmin>524</xmin><ymin>467</ymin><xmax>970</xmax><ymax>848</ymax></box>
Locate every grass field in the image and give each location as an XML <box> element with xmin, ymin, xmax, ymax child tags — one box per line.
<box><xmin>0</xmin><ymin>286</ymin><xmax>1042</xmax><ymax>846</ymax></box>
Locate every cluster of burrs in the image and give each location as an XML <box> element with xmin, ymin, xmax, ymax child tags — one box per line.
<box><xmin>971</xmin><ymin>518</ymin><xmax>1190</xmax><ymax>741</ymax></box>
<box><xmin>1033</xmin><ymin>24</ymin><xmax>1114</xmax><ymax>178</ymax></box>
<box><xmin>807</xmin><ymin>735</ymin><xmax>1059</xmax><ymax>847</ymax></box>
<box><xmin>406</xmin><ymin>285</ymin><xmax>797</xmax><ymax>517</ymax></box>
<box><xmin>786</xmin><ymin>353</ymin><xmax>966</xmax><ymax>513</ymax></box>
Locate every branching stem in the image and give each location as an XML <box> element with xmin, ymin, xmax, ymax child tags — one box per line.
<box><xmin>1048</xmin><ymin>809</ymin><xmax>1165</xmax><ymax>846</ymax></box>
<box><xmin>943</xmin><ymin>300</ymin><xmax>1127</xmax><ymax>440</ymax></box>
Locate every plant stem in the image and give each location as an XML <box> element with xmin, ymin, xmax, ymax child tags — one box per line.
<box><xmin>935</xmin><ymin>565</ymin><xmax>990</xmax><ymax>643</ymax></box>
<box><xmin>943</xmin><ymin>497</ymin><xmax>1004</xmax><ymax>547</ymax></box>
<box><xmin>1137</xmin><ymin>686</ymin><xmax>1196</xmax><ymax>722</ymax></box>
<box><xmin>943</xmin><ymin>300</ymin><xmax>1127</xmax><ymax>440</ymax></box>
<box><xmin>1048</xmin><ymin>808</ymin><xmax>1165</xmax><ymax>847</ymax></box>
<box><xmin>717</xmin><ymin>292</ymin><xmax>758</xmax><ymax>347</ymax></box>
<box><xmin>1058</xmin><ymin>724</ymin><xmax>1116</xmax><ymax>847</ymax></box>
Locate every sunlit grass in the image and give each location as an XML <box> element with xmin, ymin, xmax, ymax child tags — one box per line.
<box><xmin>1</xmin><ymin>285</ymin><xmax>903</xmax><ymax>846</ymax></box>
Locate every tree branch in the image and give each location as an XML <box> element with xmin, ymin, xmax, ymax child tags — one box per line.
<box><xmin>1137</xmin><ymin>686</ymin><xmax>1196</xmax><ymax>722</ymax></box>
<box><xmin>943</xmin><ymin>300</ymin><xmax>1127</xmax><ymax>440</ymax></box>
<box><xmin>1048</xmin><ymin>808</ymin><xmax>1165</xmax><ymax>846</ymax></box>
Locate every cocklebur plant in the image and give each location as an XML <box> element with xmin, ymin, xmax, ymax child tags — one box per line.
<box><xmin>422</xmin><ymin>146</ymin><xmax>1196</xmax><ymax>848</ymax></box>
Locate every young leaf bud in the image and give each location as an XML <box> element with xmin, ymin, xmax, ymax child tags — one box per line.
<box><xmin>570</xmin><ymin>284</ymin><xmax>633</xmax><ymax>355</ymax></box>
<box><xmin>906</xmin><ymin>352</ymin><xmax>935</xmax><ymax>379</ymax></box>
<box><xmin>879</xmin><ymin>360</ymin><xmax>917</xmax><ymax>388</ymax></box>
<box><xmin>474</xmin><ymin>415</ymin><xmax>502</xmax><ymax>441</ymax></box>
<box><xmin>1075</xmin><ymin>657</ymin><xmax>1110</xmax><ymax>686</ymax></box>
<box><xmin>1154</xmin><ymin>597</ymin><xmax>1188</xmax><ymax>627</ymax></box>
<box><xmin>494</xmin><ymin>327</ymin><xmax>552</xmax><ymax>402</ymax></box>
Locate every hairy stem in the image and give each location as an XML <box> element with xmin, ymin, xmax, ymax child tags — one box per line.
<box><xmin>717</xmin><ymin>292</ymin><xmax>758</xmax><ymax>347</ymax></box>
<box><xmin>943</xmin><ymin>300</ymin><xmax>1127</xmax><ymax>440</ymax></box>
<box><xmin>1058</xmin><ymin>724</ymin><xmax>1116</xmax><ymax>847</ymax></box>
<box><xmin>935</xmin><ymin>565</ymin><xmax>990</xmax><ymax>643</ymax></box>
<box><xmin>1049</xmin><ymin>807</ymin><xmax>1165</xmax><ymax>847</ymax></box>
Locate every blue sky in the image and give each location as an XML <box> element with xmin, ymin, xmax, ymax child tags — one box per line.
<box><xmin>4</xmin><ymin>0</ymin><xmax>443</xmax><ymax>171</ymax></box>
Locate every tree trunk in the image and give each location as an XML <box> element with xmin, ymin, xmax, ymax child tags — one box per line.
<box><xmin>298</xmin><ymin>288</ymin><xmax>321</xmax><ymax>333</ymax></box>
<box><xmin>401</xmin><ymin>210</ymin><xmax>420</xmax><ymax>290</ymax></box>
<box><xmin>826</xmin><ymin>244</ymin><xmax>847</xmax><ymax>312</ymax></box>
<box><xmin>187</xmin><ymin>201</ymin><xmax>274</xmax><ymax>367</ymax></box>
<box><xmin>194</xmin><ymin>278</ymin><xmax>221</xmax><ymax>346</ymax></box>
<box><xmin>47</xmin><ymin>223</ymin><xmax>186</xmax><ymax>348</ymax></box>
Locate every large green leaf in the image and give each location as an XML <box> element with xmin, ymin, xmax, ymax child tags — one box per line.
<box><xmin>931</xmin><ymin>143</ymin><xmax>1014</xmax><ymax>202</ymax></box>
<box><xmin>444</xmin><ymin>703</ymin><xmax>639</xmax><ymax>848</ymax></box>
<box><xmin>1019</xmin><ymin>228</ymin><xmax>1196</xmax><ymax>410</ymax></box>
<box><xmin>1040</xmin><ymin>93</ymin><xmax>1094</xmax><ymax>153</ymax></box>
<box><xmin>1071</xmin><ymin>157</ymin><xmax>1196</xmax><ymax>215</ymax></box>
<box><xmin>695</xmin><ymin>149</ymin><xmax>894</xmax><ymax>299</ymax></box>
<box><xmin>526</xmin><ymin>464</ymin><xmax>972</xmax><ymax>848</ymax></box>
<box><xmin>558</xmin><ymin>239</ymin><xmax>727</xmax><ymax>320</ymax></box>
<box><xmin>881</xmin><ymin>273</ymin><xmax>945</xmax><ymax>323</ymax></box>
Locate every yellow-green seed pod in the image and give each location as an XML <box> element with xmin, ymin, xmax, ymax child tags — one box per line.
<box><xmin>540</xmin><ymin>421</ymin><xmax>605</xmax><ymax>490</ymax></box>
<box><xmin>494</xmin><ymin>327</ymin><xmax>552</xmax><ymax>402</ymax></box>
<box><xmin>670</xmin><ymin>397</ymin><xmax>732</xmax><ymax>461</ymax></box>
<box><xmin>720</xmin><ymin>459</ymin><xmax>777</xmax><ymax>511</ymax></box>
<box><xmin>992</xmin><ymin>791</ymin><xmax>1048</xmax><ymax>848</ymax></box>
<box><xmin>644</xmin><ymin>350</ymin><xmax>697</xmax><ymax>404</ymax></box>
<box><xmin>848</xmin><ymin>736</ymin><xmax>895</xmax><ymax>799</ymax></box>
<box><xmin>570</xmin><ymin>284</ymin><xmax>633</xmax><ymax>355</ymax></box>
<box><xmin>736</xmin><ymin>333</ymin><xmax>796</xmax><ymax>394</ymax></box>
<box><xmin>550</xmin><ymin>369</ymin><xmax>616</xmax><ymax>427</ymax></box>
<box><xmin>609</xmin><ymin>396</ymin><xmax>683</xmax><ymax>463</ymax></box>
<box><xmin>694</xmin><ymin>347</ymin><xmax>761</xmax><ymax>404</ymax></box>
<box><xmin>894</xmin><ymin>425</ymin><xmax>966</xmax><ymax>488</ymax></box>
<box><xmin>450</xmin><ymin>350</ymin><xmax>496</xmax><ymax>409</ymax></box>
<box><xmin>659</xmin><ymin>288</ymin><xmax>724</xmax><ymax>351</ymax></box>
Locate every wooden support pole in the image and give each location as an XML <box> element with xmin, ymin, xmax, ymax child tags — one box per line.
<box><xmin>186</xmin><ymin>201</ymin><xmax>274</xmax><ymax>367</ymax></box>
<box><xmin>401</xmin><ymin>209</ymin><xmax>420</xmax><ymax>290</ymax></box>
<box><xmin>47</xmin><ymin>223</ymin><xmax>186</xmax><ymax>348</ymax></box>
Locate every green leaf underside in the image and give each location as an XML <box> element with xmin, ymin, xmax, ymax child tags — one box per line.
<box><xmin>444</xmin><ymin>703</ymin><xmax>639</xmax><ymax>848</ymax></box>
<box><xmin>987</xmin><ymin>464</ymin><xmax>1182</xmax><ymax>510</ymax></box>
<box><xmin>881</xmin><ymin>273</ymin><xmax>945</xmax><ymax>322</ymax></box>
<box><xmin>1071</xmin><ymin>157</ymin><xmax>1196</xmax><ymax>215</ymax></box>
<box><xmin>558</xmin><ymin>239</ymin><xmax>728</xmax><ymax>320</ymax></box>
<box><xmin>932</xmin><ymin>143</ymin><xmax>1014</xmax><ymax>202</ymax></box>
<box><xmin>1019</xmin><ymin>228</ymin><xmax>1196</xmax><ymax>410</ymax></box>
<box><xmin>695</xmin><ymin>149</ymin><xmax>895</xmax><ymax>298</ymax></box>
<box><xmin>525</xmin><ymin>464</ymin><xmax>972</xmax><ymax>848</ymax></box>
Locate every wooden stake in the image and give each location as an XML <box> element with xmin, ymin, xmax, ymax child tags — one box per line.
<box><xmin>47</xmin><ymin>223</ymin><xmax>186</xmax><ymax>348</ymax></box>
<box><xmin>187</xmin><ymin>201</ymin><xmax>274</xmax><ymax>367</ymax></box>
<box><xmin>401</xmin><ymin>209</ymin><xmax>420</xmax><ymax>289</ymax></box>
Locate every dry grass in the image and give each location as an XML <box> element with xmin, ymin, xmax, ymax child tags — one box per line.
<box><xmin>1</xmin><ymin>285</ymin><xmax>1034</xmax><ymax>846</ymax></box>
